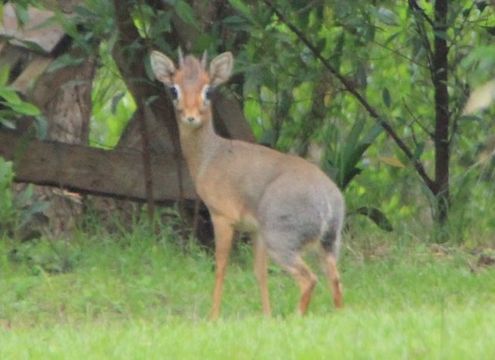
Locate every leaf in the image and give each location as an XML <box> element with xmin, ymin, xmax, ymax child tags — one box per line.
<box><xmin>379</xmin><ymin>156</ymin><xmax>405</xmax><ymax>168</ymax></box>
<box><xmin>8</xmin><ymin>101</ymin><xmax>41</xmax><ymax>116</ymax></box>
<box><xmin>373</xmin><ymin>7</ymin><xmax>398</xmax><ymax>26</ymax></box>
<box><xmin>384</xmin><ymin>32</ymin><xmax>400</xmax><ymax>46</ymax></box>
<box><xmin>175</xmin><ymin>0</ymin><xmax>197</xmax><ymax>27</ymax></box>
<box><xmin>111</xmin><ymin>92</ymin><xmax>126</xmax><ymax>114</ymax></box>
<box><xmin>362</xmin><ymin>123</ymin><xmax>383</xmax><ymax>145</ymax></box>
<box><xmin>414</xmin><ymin>142</ymin><xmax>425</xmax><ymax>160</ymax></box>
<box><xmin>0</xmin><ymin>118</ymin><xmax>16</xmax><ymax>130</ymax></box>
<box><xmin>222</xmin><ymin>15</ymin><xmax>251</xmax><ymax>31</ymax></box>
<box><xmin>0</xmin><ymin>66</ymin><xmax>10</xmax><ymax>87</ymax></box>
<box><xmin>0</xmin><ymin>87</ymin><xmax>22</xmax><ymax>105</ymax></box>
<box><xmin>14</xmin><ymin>4</ymin><xmax>29</xmax><ymax>27</ymax></box>
<box><xmin>259</xmin><ymin>128</ymin><xmax>277</xmax><ymax>147</ymax></box>
<box><xmin>329</xmin><ymin>118</ymin><xmax>383</xmax><ymax>189</ymax></box>
<box><xmin>47</xmin><ymin>54</ymin><xmax>85</xmax><ymax>73</ymax></box>
<box><xmin>34</xmin><ymin>116</ymin><xmax>48</xmax><ymax>139</ymax></box>
<box><xmin>476</xmin><ymin>1</ymin><xmax>487</xmax><ymax>12</ymax></box>
<box><xmin>0</xmin><ymin>158</ymin><xmax>14</xmax><ymax>183</ymax></box>
<box><xmin>340</xmin><ymin>167</ymin><xmax>362</xmax><ymax>189</ymax></box>
<box><xmin>16</xmin><ymin>40</ymin><xmax>46</xmax><ymax>54</ymax></box>
<box><xmin>18</xmin><ymin>200</ymin><xmax>49</xmax><ymax>229</ymax></box>
<box><xmin>484</xmin><ymin>26</ymin><xmax>495</xmax><ymax>36</ymax></box>
<box><xmin>73</xmin><ymin>5</ymin><xmax>97</xmax><ymax>19</ymax></box>
<box><xmin>355</xmin><ymin>207</ymin><xmax>393</xmax><ymax>232</ymax></box>
<box><xmin>228</xmin><ymin>0</ymin><xmax>254</xmax><ymax>22</ymax></box>
<box><xmin>382</xmin><ymin>87</ymin><xmax>391</xmax><ymax>108</ymax></box>
<box><xmin>25</xmin><ymin>200</ymin><xmax>49</xmax><ymax>216</ymax></box>
<box><xmin>462</xmin><ymin>7</ymin><xmax>471</xmax><ymax>19</ymax></box>
<box><xmin>316</xmin><ymin>38</ymin><xmax>326</xmax><ymax>53</ymax></box>
<box><xmin>14</xmin><ymin>185</ymin><xmax>34</xmax><ymax>208</ymax></box>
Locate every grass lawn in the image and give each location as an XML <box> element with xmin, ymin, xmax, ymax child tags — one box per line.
<box><xmin>1</xmin><ymin>227</ymin><xmax>494</xmax><ymax>359</ymax></box>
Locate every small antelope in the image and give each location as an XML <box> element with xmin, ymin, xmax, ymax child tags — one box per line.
<box><xmin>150</xmin><ymin>50</ymin><xmax>345</xmax><ymax>319</ymax></box>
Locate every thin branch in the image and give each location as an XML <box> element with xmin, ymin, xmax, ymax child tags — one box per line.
<box><xmin>372</xmin><ymin>40</ymin><xmax>428</xmax><ymax>69</ymax></box>
<box><xmin>262</xmin><ymin>0</ymin><xmax>435</xmax><ymax>190</ymax></box>
<box><xmin>402</xmin><ymin>99</ymin><xmax>434</xmax><ymax>139</ymax></box>
<box><xmin>408</xmin><ymin>0</ymin><xmax>434</xmax><ymax>73</ymax></box>
<box><xmin>451</xmin><ymin>2</ymin><xmax>476</xmax><ymax>45</ymax></box>
<box><xmin>408</xmin><ymin>0</ymin><xmax>435</xmax><ymax>27</ymax></box>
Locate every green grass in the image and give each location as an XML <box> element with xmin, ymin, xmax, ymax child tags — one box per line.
<box><xmin>1</xmin><ymin>226</ymin><xmax>494</xmax><ymax>359</ymax></box>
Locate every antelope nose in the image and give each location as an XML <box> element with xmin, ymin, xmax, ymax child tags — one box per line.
<box><xmin>187</xmin><ymin>116</ymin><xmax>195</xmax><ymax>123</ymax></box>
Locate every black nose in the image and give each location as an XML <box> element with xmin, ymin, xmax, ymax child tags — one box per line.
<box><xmin>187</xmin><ymin>117</ymin><xmax>195</xmax><ymax>123</ymax></box>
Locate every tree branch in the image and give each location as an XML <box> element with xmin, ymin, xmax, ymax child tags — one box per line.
<box><xmin>408</xmin><ymin>0</ymin><xmax>434</xmax><ymax>81</ymax></box>
<box><xmin>262</xmin><ymin>0</ymin><xmax>435</xmax><ymax>190</ymax></box>
<box><xmin>408</xmin><ymin>0</ymin><xmax>435</xmax><ymax>27</ymax></box>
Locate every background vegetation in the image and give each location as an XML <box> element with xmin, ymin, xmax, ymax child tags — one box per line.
<box><xmin>1</xmin><ymin>0</ymin><xmax>495</xmax><ymax>358</ymax></box>
<box><xmin>87</xmin><ymin>0</ymin><xmax>495</xmax><ymax>240</ymax></box>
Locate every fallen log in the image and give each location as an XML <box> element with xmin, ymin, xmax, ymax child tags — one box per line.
<box><xmin>0</xmin><ymin>130</ymin><xmax>196</xmax><ymax>202</ymax></box>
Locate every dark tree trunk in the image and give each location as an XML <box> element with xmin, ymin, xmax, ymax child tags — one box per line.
<box><xmin>112</xmin><ymin>0</ymin><xmax>176</xmax><ymax>221</ymax></box>
<box><xmin>432</xmin><ymin>0</ymin><xmax>450</xmax><ymax>225</ymax></box>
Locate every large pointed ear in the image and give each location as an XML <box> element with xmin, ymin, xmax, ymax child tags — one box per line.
<box><xmin>209</xmin><ymin>52</ymin><xmax>233</xmax><ymax>87</ymax></box>
<box><xmin>150</xmin><ymin>51</ymin><xmax>176</xmax><ymax>86</ymax></box>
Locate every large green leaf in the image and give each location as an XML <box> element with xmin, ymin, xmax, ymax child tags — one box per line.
<box><xmin>353</xmin><ymin>206</ymin><xmax>393</xmax><ymax>232</ymax></box>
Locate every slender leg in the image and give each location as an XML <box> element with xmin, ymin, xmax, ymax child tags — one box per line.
<box><xmin>253</xmin><ymin>236</ymin><xmax>271</xmax><ymax>316</ymax></box>
<box><xmin>321</xmin><ymin>253</ymin><xmax>344</xmax><ymax>309</ymax></box>
<box><xmin>287</xmin><ymin>256</ymin><xmax>317</xmax><ymax>315</ymax></box>
<box><xmin>209</xmin><ymin>215</ymin><xmax>234</xmax><ymax>320</ymax></box>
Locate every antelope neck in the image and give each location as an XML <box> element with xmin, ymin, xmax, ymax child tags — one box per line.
<box><xmin>178</xmin><ymin>114</ymin><xmax>223</xmax><ymax>181</ymax></box>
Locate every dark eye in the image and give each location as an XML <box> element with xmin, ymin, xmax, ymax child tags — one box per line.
<box><xmin>204</xmin><ymin>86</ymin><xmax>212</xmax><ymax>101</ymax></box>
<box><xmin>169</xmin><ymin>85</ymin><xmax>179</xmax><ymax>100</ymax></box>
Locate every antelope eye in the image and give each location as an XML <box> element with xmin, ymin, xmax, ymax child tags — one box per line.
<box><xmin>169</xmin><ymin>85</ymin><xmax>179</xmax><ymax>100</ymax></box>
<box><xmin>203</xmin><ymin>86</ymin><xmax>212</xmax><ymax>102</ymax></box>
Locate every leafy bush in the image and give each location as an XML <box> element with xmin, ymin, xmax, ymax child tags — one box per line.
<box><xmin>0</xmin><ymin>159</ymin><xmax>15</xmax><ymax>232</ymax></box>
<box><xmin>0</xmin><ymin>158</ymin><xmax>48</xmax><ymax>239</ymax></box>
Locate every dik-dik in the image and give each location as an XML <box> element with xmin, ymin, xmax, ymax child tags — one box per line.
<box><xmin>150</xmin><ymin>50</ymin><xmax>345</xmax><ymax>319</ymax></box>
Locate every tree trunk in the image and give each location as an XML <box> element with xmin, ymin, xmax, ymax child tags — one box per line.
<box><xmin>33</xmin><ymin>56</ymin><xmax>96</xmax><ymax>237</ymax></box>
<box><xmin>432</xmin><ymin>0</ymin><xmax>450</xmax><ymax>225</ymax></box>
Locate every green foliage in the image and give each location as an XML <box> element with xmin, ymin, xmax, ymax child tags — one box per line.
<box><xmin>90</xmin><ymin>43</ymin><xmax>136</xmax><ymax>148</ymax></box>
<box><xmin>228</xmin><ymin>0</ymin><xmax>495</xmax><ymax>235</ymax></box>
<box><xmin>0</xmin><ymin>159</ymin><xmax>15</xmax><ymax>230</ymax></box>
<box><xmin>323</xmin><ymin>118</ymin><xmax>383</xmax><ymax>189</ymax></box>
<box><xmin>0</xmin><ymin>158</ymin><xmax>48</xmax><ymax>239</ymax></box>
<box><xmin>0</xmin><ymin>66</ymin><xmax>44</xmax><ymax>135</ymax></box>
<box><xmin>4</xmin><ymin>0</ymin><xmax>494</xmax><ymax>239</ymax></box>
<box><xmin>0</xmin><ymin>87</ymin><xmax>40</xmax><ymax>117</ymax></box>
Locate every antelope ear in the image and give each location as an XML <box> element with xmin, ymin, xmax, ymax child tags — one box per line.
<box><xmin>209</xmin><ymin>52</ymin><xmax>233</xmax><ymax>87</ymax></box>
<box><xmin>150</xmin><ymin>51</ymin><xmax>175</xmax><ymax>86</ymax></box>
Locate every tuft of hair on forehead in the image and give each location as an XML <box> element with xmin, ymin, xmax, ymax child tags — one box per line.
<box><xmin>180</xmin><ymin>55</ymin><xmax>205</xmax><ymax>82</ymax></box>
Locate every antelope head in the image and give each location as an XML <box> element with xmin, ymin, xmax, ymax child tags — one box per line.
<box><xmin>150</xmin><ymin>49</ymin><xmax>233</xmax><ymax>129</ymax></box>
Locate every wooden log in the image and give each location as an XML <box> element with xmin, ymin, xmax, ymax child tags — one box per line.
<box><xmin>0</xmin><ymin>130</ymin><xmax>196</xmax><ymax>202</ymax></box>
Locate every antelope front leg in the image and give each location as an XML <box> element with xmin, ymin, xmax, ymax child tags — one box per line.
<box><xmin>253</xmin><ymin>236</ymin><xmax>271</xmax><ymax>316</ymax></box>
<box><xmin>209</xmin><ymin>215</ymin><xmax>234</xmax><ymax>320</ymax></box>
